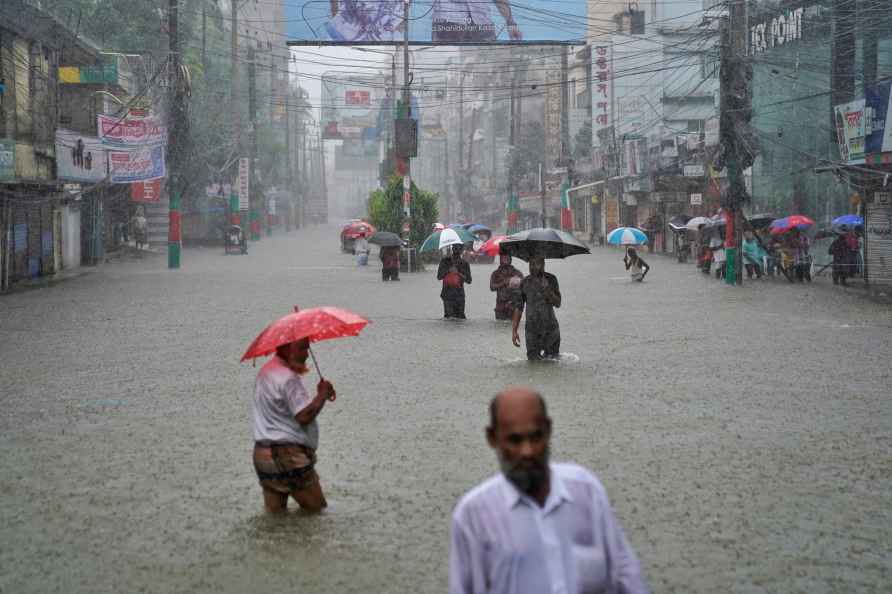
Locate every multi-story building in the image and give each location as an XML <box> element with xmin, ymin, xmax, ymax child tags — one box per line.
<box><xmin>0</xmin><ymin>0</ymin><xmax>131</xmax><ymax>290</ymax></box>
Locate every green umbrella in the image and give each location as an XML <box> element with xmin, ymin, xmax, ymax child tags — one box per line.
<box><xmin>419</xmin><ymin>227</ymin><xmax>477</xmax><ymax>253</ymax></box>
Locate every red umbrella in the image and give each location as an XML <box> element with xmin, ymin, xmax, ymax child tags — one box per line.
<box><xmin>241</xmin><ymin>306</ymin><xmax>370</xmax><ymax>376</ymax></box>
<box><xmin>769</xmin><ymin>215</ymin><xmax>815</xmax><ymax>235</ymax></box>
<box><xmin>478</xmin><ymin>235</ymin><xmax>509</xmax><ymax>257</ymax></box>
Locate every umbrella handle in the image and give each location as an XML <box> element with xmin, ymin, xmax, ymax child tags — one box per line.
<box><xmin>308</xmin><ymin>345</ymin><xmax>324</xmax><ymax>379</ymax></box>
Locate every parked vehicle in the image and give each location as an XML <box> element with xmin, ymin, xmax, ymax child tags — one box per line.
<box><xmin>225</xmin><ymin>225</ymin><xmax>248</xmax><ymax>255</ymax></box>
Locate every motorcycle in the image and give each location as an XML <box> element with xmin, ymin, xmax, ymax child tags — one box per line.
<box><xmin>225</xmin><ymin>225</ymin><xmax>248</xmax><ymax>255</ymax></box>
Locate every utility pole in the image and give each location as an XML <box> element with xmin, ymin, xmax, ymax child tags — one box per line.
<box><xmin>285</xmin><ymin>89</ymin><xmax>293</xmax><ymax>231</ymax></box>
<box><xmin>458</xmin><ymin>70</ymin><xmax>464</xmax><ymax>215</ymax></box>
<box><xmin>560</xmin><ymin>45</ymin><xmax>571</xmax><ymax>231</ymax></box>
<box><xmin>540</xmin><ymin>162</ymin><xmax>546</xmax><ymax>227</ymax></box>
<box><xmin>201</xmin><ymin>0</ymin><xmax>207</xmax><ymax>73</ymax></box>
<box><xmin>401</xmin><ymin>0</ymin><xmax>411</xmax><ymax>230</ymax></box>
<box><xmin>719</xmin><ymin>0</ymin><xmax>752</xmax><ymax>285</ymax></box>
<box><xmin>230</xmin><ymin>0</ymin><xmax>241</xmax><ymax>227</ymax></box>
<box><xmin>248</xmin><ymin>46</ymin><xmax>259</xmax><ymax>240</ymax></box>
<box><xmin>168</xmin><ymin>0</ymin><xmax>182</xmax><ymax>269</ymax></box>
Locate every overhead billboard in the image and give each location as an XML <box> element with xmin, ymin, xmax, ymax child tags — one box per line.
<box><xmin>286</xmin><ymin>1</ymin><xmax>586</xmax><ymax>44</ymax></box>
<box><xmin>321</xmin><ymin>74</ymin><xmax>385</xmax><ymax>140</ymax></box>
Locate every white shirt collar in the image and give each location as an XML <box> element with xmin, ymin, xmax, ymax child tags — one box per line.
<box><xmin>499</xmin><ymin>464</ymin><xmax>573</xmax><ymax>514</ymax></box>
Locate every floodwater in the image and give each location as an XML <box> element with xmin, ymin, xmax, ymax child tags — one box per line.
<box><xmin>1</xmin><ymin>225</ymin><xmax>890</xmax><ymax>593</ymax></box>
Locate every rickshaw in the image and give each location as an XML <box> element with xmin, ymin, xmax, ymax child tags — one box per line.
<box><xmin>225</xmin><ymin>224</ymin><xmax>248</xmax><ymax>254</ymax></box>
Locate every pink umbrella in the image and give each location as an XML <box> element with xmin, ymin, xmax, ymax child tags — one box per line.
<box><xmin>478</xmin><ymin>235</ymin><xmax>509</xmax><ymax>257</ymax></box>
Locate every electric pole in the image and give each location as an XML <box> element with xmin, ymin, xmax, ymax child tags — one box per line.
<box><xmin>168</xmin><ymin>0</ymin><xmax>182</xmax><ymax>269</ymax></box>
<box><xmin>719</xmin><ymin>0</ymin><xmax>752</xmax><ymax>285</ymax></box>
<box><xmin>230</xmin><ymin>0</ymin><xmax>241</xmax><ymax>227</ymax></box>
<box><xmin>248</xmin><ymin>46</ymin><xmax>259</xmax><ymax>241</ymax></box>
<box><xmin>401</xmin><ymin>0</ymin><xmax>411</xmax><ymax>232</ymax></box>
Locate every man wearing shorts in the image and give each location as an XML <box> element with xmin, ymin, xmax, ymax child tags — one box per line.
<box><xmin>252</xmin><ymin>338</ymin><xmax>336</xmax><ymax>513</ymax></box>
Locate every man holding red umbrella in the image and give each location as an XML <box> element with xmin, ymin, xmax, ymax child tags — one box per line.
<box><xmin>252</xmin><ymin>338</ymin><xmax>336</xmax><ymax>513</ymax></box>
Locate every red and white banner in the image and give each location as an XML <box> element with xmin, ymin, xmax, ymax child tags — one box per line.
<box><xmin>98</xmin><ymin>113</ymin><xmax>166</xmax><ymax>146</ymax></box>
<box><xmin>131</xmin><ymin>179</ymin><xmax>162</xmax><ymax>203</ymax></box>
<box><xmin>345</xmin><ymin>90</ymin><xmax>371</xmax><ymax>106</ymax></box>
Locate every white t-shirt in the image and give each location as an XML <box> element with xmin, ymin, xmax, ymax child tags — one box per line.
<box><xmin>252</xmin><ymin>356</ymin><xmax>318</xmax><ymax>447</ymax></box>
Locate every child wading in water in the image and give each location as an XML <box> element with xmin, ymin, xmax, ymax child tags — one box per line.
<box><xmin>624</xmin><ymin>247</ymin><xmax>650</xmax><ymax>282</ymax></box>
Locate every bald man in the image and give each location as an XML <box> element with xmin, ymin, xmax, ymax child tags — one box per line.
<box><xmin>449</xmin><ymin>387</ymin><xmax>649</xmax><ymax>594</ymax></box>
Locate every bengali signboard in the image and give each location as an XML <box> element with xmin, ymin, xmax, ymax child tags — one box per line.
<box><xmin>98</xmin><ymin>113</ymin><xmax>167</xmax><ymax>147</ymax></box>
<box><xmin>131</xmin><ymin>179</ymin><xmax>162</xmax><ymax>203</ymax></box>
<box><xmin>592</xmin><ymin>44</ymin><xmax>612</xmax><ymax>150</ymax></box>
<box><xmin>0</xmin><ymin>138</ymin><xmax>14</xmax><ymax>181</ymax></box>
<box><xmin>55</xmin><ymin>129</ymin><xmax>108</xmax><ymax>182</ymax></box>
<box><xmin>834</xmin><ymin>99</ymin><xmax>867</xmax><ymax>164</ymax></box>
<box><xmin>238</xmin><ymin>158</ymin><xmax>250</xmax><ymax>210</ymax></box>
<box><xmin>285</xmin><ymin>1</ymin><xmax>585</xmax><ymax>43</ymax></box>
<box><xmin>109</xmin><ymin>146</ymin><xmax>166</xmax><ymax>183</ymax></box>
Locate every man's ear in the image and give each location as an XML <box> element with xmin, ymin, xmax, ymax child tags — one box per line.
<box><xmin>486</xmin><ymin>426</ymin><xmax>497</xmax><ymax>449</ymax></box>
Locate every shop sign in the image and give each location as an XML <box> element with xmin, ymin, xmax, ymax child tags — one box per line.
<box><xmin>592</xmin><ymin>44</ymin><xmax>612</xmax><ymax>145</ymax></box>
<box><xmin>749</xmin><ymin>7</ymin><xmax>805</xmax><ymax>55</ymax></box>
<box><xmin>690</xmin><ymin>193</ymin><xmax>703</xmax><ymax>205</ymax></box>
<box><xmin>238</xmin><ymin>158</ymin><xmax>250</xmax><ymax>210</ymax></box>
<box><xmin>834</xmin><ymin>99</ymin><xmax>867</xmax><ymax>164</ymax></box>
<box><xmin>0</xmin><ymin>138</ymin><xmax>14</xmax><ymax>181</ymax></box>
<box><xmin>683</xmin><ymin>164</ymin><xmax>705</xmax><ymax>177</ymax></box>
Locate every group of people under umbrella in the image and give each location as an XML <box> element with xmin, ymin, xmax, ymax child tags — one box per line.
<box><xmin>420</xmin><ymin>225</ymin><xmax>590</xmax><ymax>360</ymax></box>
<box><xmin>662</xmin><ymin>211</ymin><xmax>864</xmax><ymax>284</ymax></box>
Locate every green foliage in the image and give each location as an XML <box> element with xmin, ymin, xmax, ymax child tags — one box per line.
<box><xmin>573</xmin><ymin>121</ymin><xmax>592</xmax><ymax>162</ymax></box>
<box><xmin>367</xmin><ymin>176</ymin><xmax>439</xmax><ymax>246</ymax></box>
<box><xmin>506</xmin><ymin>122</ymin><xmax>546</xmax><ymax>193</ymax></box>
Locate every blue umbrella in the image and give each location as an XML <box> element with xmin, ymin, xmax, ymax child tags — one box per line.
<box><xmin>832</xmin><ymin>214</ymin><xmax>863</xmax><ymax>227</ymax></box>
<box><xmin>467</xmin><ymin>224</ymin><xmax>491</xmax><ymax>234</ymax></box>
<box><xmin>449</xmin><ymin>223</ymin><xmax>465</xmax><ymax>230</ymax></box>
<box><xmin>607</xmin><ymin>227</ymin><xmax>648</xmax><ymax>246</ymax></box>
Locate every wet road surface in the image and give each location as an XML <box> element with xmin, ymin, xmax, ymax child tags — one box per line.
<box><xmin>1</xmin><ymin>224</ymin><xmax>890</xmax><ymax>593</ymax></box>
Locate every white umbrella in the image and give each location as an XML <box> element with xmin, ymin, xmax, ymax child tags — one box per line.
<box><xmin>686</xmin><ymin>216</ymin><xmax>712</xmax><ymax>231</ymax></box>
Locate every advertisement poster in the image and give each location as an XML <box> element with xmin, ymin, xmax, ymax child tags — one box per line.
<box><xmin>285</xmin><ymin>0</ymin><xmax>584</xmax><ymax>43</ymax></box>
<box><xmin>592</xmin><ymin>44</ymin><xmax>612</xmax><ymax>148</ymax></box>
<box><xmin>55</xmin><ymin>129</ymin><xmax>108</xmax><ymax>182</ymax></box>
<box><xmin>834</xmin><ymin>99</ymin><xmax>867</xmax><ymax>164</ymax></box>
<box><xmin>0</xmin><ymin>138</ymin><xmax>14</xmax><ymax>181</ymax></box>
<box><xmin>109</xmin><ymin>146</ymin><xmax>166</xmax><ymax>183</ymax></box>
<box><xmin>98</xmin><ymin>114</ymin><xmax>167</xmax><ymax>146</ymax></box>
<box><xmin>321</xmin><ymin>74</ymin><xmax>384</xmax><ymax>140</ymax></box>
<box><xmin>131</xmin><ymin>179</ymin><xmax>162</xmax><ymax>203</ymax></box>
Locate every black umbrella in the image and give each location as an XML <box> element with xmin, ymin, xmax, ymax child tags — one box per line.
<box><xmin>499</xmin><ymin>228</ymin><xmax>591</xmax><ymax>261</ymax></box>
<box><xmin>368</xmin><ymin>231</ymin><xmax>402</xmax><ymax>247</ymax></box>
<box><xmin>746</xmin><ymin>213</ymin><xmax>774</xmax><ymax>230</ymax></box>
<box><xmin>668</xmin><ymin>214</ymin><xmax>691</xmax><ymax>232</ymax></box>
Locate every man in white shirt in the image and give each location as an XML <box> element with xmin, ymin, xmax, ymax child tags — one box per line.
<box><xmin>252</xmin><ymin>338</ymin><xmax>336</xmax><ymax>513</ymax></box>
<box><xmin>449</xmin><ymin>387</ymin><xmax>649</xmax><ymax>594</ymax></box>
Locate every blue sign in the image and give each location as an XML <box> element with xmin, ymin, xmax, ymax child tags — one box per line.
<box><xmin>13</xmin><ymin>223</ymin><xmax>26</xmax><ymax>252</ymax></box>
<box><xmin>865</xmin><ymin>81</ymin><xmax>892</xmax><ymax>156</ymax></box>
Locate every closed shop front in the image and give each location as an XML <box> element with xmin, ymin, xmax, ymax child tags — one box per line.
<box><xmin>865</xmin><ymin>202</ymin><xmax>892</xmax><ymax>288</ymax></box>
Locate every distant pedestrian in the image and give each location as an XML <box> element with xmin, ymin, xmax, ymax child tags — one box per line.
<box><xmin>380</xmin><ymin>245</ymin><xmax>400</xmax><ymax>281</ymax></box>
<box><xmin>489</xmin><ymin>253</ymin><xmax>523</xmax><ymax>320</ymax></box>
<box><xmin>252</xmin><ymin>338</ymin><xmax>336</xmax><ymax>513</ymax></box>
<box><xmin>132</xmin><ymin>210</ymin><xmax>147</xmax><ymax>250</ymax></box>
<box><xmin>512</xmin><ymin>256</ymin><xmax>561</xmax><ymax>360</ymax></box>
<box><xmin>355</xmin><ymin>232</ymin><xmax>370</xmax><ymax>266</ymax></box>
<box><xmin>449</xmin><ymin>386</ymin><xmax>650</xmax><ymax>594</ymax></box>
<box><xmin>438</xmin><ymin>244</ymin><xmax>472</xmax><ymax>319</ymax></box>
<box><xmin>742</xmin><ymin>230</ymin><xmax>766</xmax><ymax>279</ymax></box>
<box><xmin>624</xmin><ymin>247</ymin><xmax>650</xmax><ymax>282</ymax></box>
<box><xmin>829</xmin><ymin>234</ymin><xmax>850</xmax><ymax>285</ymax></box>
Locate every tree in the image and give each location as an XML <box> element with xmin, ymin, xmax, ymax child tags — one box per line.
<box><xmin>506</xmin><ymin>122</ymin><xmax>546</xmax><ymax>193</ymax></box>
<box><xmin>573</xmin><ymin>121</ymin><xmax>592</xmax><ymax>162</ymax></box>
<box><xmin>367</xmin><ymin>175</ymin><xmax>439</xmax><ymax>247</ymax></box>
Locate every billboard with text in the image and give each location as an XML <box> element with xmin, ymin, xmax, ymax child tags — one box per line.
<box><xmin>286</xmin><ymin>1</ymin><xmax>586</xmax><ymax>44</ymax></box>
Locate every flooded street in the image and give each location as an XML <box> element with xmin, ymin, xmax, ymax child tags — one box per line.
<box><xmin>1</xmin><ymin>225</ymin><xmax>890</xmax><ymax>593</ymax></box>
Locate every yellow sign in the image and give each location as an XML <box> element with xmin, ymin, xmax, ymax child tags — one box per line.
<box><xmin>58</xmin><ymin>67</ymin><xmax>80</xmax><ymax>83</ymax></box>
<box><xmin>591</xmin><ymin>195</ymin><xmax>600</xmax><ymax>205</ymax></box>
